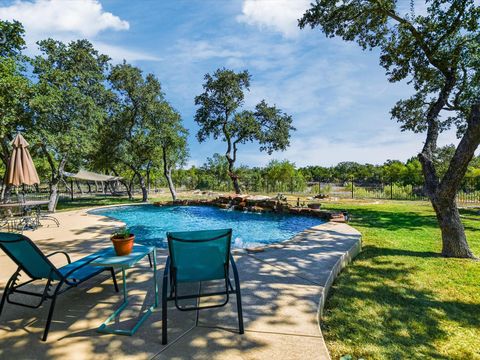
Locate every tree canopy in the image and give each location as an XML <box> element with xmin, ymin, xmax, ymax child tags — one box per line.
<box><xmin>30</xmin><ymin>38</ymin><xmax>110</xmax><ymax>210</ymax></box>
<box><xmin>195</xmin><ymin>68</ymin><xmax>295</xmax><ymax>194</ymax></box>
<box><xmin>300</xmin><ymin>0</ymin><xmax>480</xmax><ymax>258</ymax></box>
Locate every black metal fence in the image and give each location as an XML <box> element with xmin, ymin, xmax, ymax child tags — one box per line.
<box><xmin>320</xmin><ymin>177</ymin><xmax>480</xmax><ymax>204</ymax></box>
<box><xmin>2</xmin><ymin>176</ymin><xmax>480</xmax><ymax>205</ymax></box>
<box><xmin>196</xmin><ymin>177</ymin><xmax>480</xmax><ymax>204</ymax></box>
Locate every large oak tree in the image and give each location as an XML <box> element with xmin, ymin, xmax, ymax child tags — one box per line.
<box><xmin>31</xmin><ymin>39</ymin><xmax>110</xmax><ymax>211</ymax></box>
<box><xmin>195</xmin><ymin>68</ymin><xmax>295</xmax><ymax>194</ymax></box>
<box><xmin>102</xmin><ymin>63</ymin><xmax>188</xmax><ymax>202</ymax></box>
<box><xmin>300</xmin><ymin>0</ymin><xmax>480</xmax><ymax>258</ymax></box>
<box><xmin>0</xmin><ymin>21</ymin><xmax>32</xmax><ymax>200</ymax></box>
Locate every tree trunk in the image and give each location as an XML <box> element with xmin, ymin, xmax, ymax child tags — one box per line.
<box><xmin>165</xmin><ymin>168</ymin><xmax>177</xmax><ymax>201</ymax></box>
<box><xmin>48</xmin><ymin>180</ymin><xmax>59</xmax><ymax>212</ymax></box>
<box><xmin>226</xmin><ymin>158</ymin><xmax>241</xmax><ymax>194</ymax></box>
<box><xmin>162</xmin><ymin>147</ymin><xmax>177</xmax><ymax>201</ymax></box>
<box><xmin>431</xmin><ymin>196</ymin><xmax>474</xmax><ymax>258</ymax></box>
<box><xmin>146</xmin><ymin>164</ymin><xmax>151</xmax><ymax>195</ymax></box>
<box><xmin>127</xmin><ymin>184</ymin><xmax>133</xmax><ymax>200</ymax></box>
<box><xmin>48</xmin><ymin>157</ymin><xmax>67</xmax><ymax>212</ymax></box>
<box><xmin>419</xmin><ymin>102</ymin><xmax>480</xmax><ymax>259</ymax></box>
<box><xmin>138</xmin><ymin>174</ymin><xmax>148</xmax><ymax>202</ymax></box>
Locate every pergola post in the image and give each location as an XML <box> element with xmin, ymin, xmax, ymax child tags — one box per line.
<box><xmin>70</xmin><ymin>179</ymin><xmax>74</xmax><ymax>201</ymax></box>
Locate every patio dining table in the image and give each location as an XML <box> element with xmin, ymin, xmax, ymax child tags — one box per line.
<box><xmin>0</xmin><ymin>200</ymin><xmax>51</xmax><ymax>231</ymax></box>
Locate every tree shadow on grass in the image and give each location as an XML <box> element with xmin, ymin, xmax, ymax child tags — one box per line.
<box><xmin>360</xmin><ymin>245</ymin><xmax>441</xmax><ymax>259</ymax></box>
<box><xmin>323</xmin><ymin>258</ymin><xmax>480</xmax><ymax>359</ymax></box>
<box><xmin>347</xmin><ymin>206</ymin><xmax>478</xmax><ymax>239</ymax></box>
<box><xmin>345</xmin><ymin>208</ymin><xmax>439</xmax><ymax>231</ymax></box>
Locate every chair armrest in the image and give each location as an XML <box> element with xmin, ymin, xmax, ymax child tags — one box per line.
<box><xmin>46</xmin><ymin>251</ymin><xmax>71</xmax><ymax>264</ymax></box>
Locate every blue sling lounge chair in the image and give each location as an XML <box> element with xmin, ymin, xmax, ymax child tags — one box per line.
<box><xmin>0</xmin><ymin>233</ymin><xmax>119</xmax><ymax>341</ymax></box>
<box><xmin>162</xmin><ymin>228</ymin><xmax>244</xmax><ymax>344</ymax></box>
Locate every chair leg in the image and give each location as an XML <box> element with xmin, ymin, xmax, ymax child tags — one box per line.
<box><xmin>0</xmin><ymin>289</ymin><xmax>7</xmax><ymax>318</ymax></box>
<box><xmin>231</xmin><ymin>258</ymin><xmax>244</xmax><ymax>334</ymax></box>
<box><xmin>147</xmin><ymin>254</ymin><xmax>152</xmax><ymax>268</ymax></box>
<box><xmin>0</xmin><ymin>278</ymin><xmax>13</xmax><ymax>318</ymax></box>
<box><xmin>235</xmin><ymin>284</ymin><xmax>244</xmax><ymax>334</ymax></box>
<box><xmin>162</xmin><ymin>264</ymin><xmax>169</xmax><ymax>345</ymax></box>
<box><xmin>110</xmin><ymin>268</ymin><xmax>119</xmax><ymax>292</ymax></box>
<box><xmin>42</xmin><ymin>294</ymin><xmax>58</xmax><ymax>341</ymax></box>
<box><xmin>0</xmin><ymin>271</ymin><xmax>19</xmax><ymax>318</ymax></box>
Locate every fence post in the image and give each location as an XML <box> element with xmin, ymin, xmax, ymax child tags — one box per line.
<box><xmin>351</xmin><ymin>177</ymin><xmax>354</xmax><ymax>199</ymax></box>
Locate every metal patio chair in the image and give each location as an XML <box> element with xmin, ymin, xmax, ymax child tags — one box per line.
<box><xmin>162</xmin><ymin>228</ymin><xmax>244</xmax><ymax>344</ymax></box>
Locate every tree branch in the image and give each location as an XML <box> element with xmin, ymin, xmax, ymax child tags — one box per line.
<box><xmin>439</xmin><ymin>102</ymin><xmax>480</xmax><ymax>199</ymax></box>
<box><xmin>418</xmin><ymin>73</ymin><xmax>457</xmax><ymax>195</ymax></box>
<box><xmin>41</xmin><ymin>143</ymin><xmax>57</xmax><ymax>181</ymax></box>
<box><xmin>371</xmin><ymin>0</ymin><xmax>450</xmax><ymax>76</ymax></box>
<box><xmin>432</xmin><ymin>0</ymin><xmax>466</xmax><ymax>51</ymax></box>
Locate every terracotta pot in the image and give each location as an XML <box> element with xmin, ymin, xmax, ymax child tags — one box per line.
<box><xmin>111</xmin><ymin>234</ymin><xmax>135</xmax><ymax>256</ymax></box>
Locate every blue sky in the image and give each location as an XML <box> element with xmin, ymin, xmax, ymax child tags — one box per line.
<box><xmin>0</xmin><ymin>0</ymin><xmax>460</xmax><ymax>167</ymax></box>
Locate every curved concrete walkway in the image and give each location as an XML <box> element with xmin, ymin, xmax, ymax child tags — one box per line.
<box><xmin>0</xmin><ymin>207</ymin><xmax>361</xmax><ymax>360</ymax></box>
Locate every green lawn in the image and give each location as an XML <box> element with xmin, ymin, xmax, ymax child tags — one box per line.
<box><xmin>321</xmin><ymin>201</ymin><xmax>480</xmax><ymax>360</ymax></box>
<box><xmin>55</xmin><ymin>194</ymin><xmax>175</xmax><ymax>211</ymax></box>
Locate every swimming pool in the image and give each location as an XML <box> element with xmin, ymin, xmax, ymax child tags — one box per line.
<box><xmin>91</xmin><ymin>205</ymin><xmax>324</xmax><ymax>249</ymax></box>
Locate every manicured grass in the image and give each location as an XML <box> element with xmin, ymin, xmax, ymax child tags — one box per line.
<box><xmin>321</xmin><ymin>201</ymin><xmax>480</xmax><ymax>360</ymax></box>
<box><xmin>55</xmin><ymin>194</ymin><xmax>177</xmax><ymax>211</ymax></box>
<box><xmin>56</xmin><ymin>196</ymin><xmax>143</xmax><ymax>211</ymax></box>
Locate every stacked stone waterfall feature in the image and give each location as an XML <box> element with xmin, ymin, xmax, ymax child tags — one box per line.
<box><xmin>154</xmin><ymin>194</ymin><xmax>347</xmax><ymax>223</ymax></box>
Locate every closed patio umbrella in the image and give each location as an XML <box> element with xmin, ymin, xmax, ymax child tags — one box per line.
<box><xmin>6</xmin><ymin>133</ymin><xmax>40</xmax><ymax>187</ymax></box>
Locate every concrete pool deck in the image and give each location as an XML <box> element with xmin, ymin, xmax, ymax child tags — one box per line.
<box><xmin>0</xmin><ymin>207</ymin><xmax>361</xmax><ymax>360</ymax></box>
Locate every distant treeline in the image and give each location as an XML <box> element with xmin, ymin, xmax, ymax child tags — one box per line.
<box><xmin>172</xmin><ymin>147</ymin><xmax>480</xmax><ymax>193</ymax></box>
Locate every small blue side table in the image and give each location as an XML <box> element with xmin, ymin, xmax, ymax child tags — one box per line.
<box><xmin>91</xmin><ymin>244</ymin><xmax>158</xmax><ymax>336</ymax></box>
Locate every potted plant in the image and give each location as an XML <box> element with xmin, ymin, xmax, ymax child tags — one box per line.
<box><xmin>111</xmin><ymin>227</ymin><xmax>135</xmax><ymax>256</ymax></box>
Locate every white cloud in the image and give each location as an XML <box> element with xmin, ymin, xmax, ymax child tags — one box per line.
<box><xmin>0</xmin><ymin>0</ymin><xmax>129</xmax><ymax>37</ymax></box>
<box><xmin>237</xmin><ymin>0</ymin><xmax>310</xmax><ymax>38</ymax></box>
<box><xmin>0</xmin><ymin>0</ymin><xmax>157</xmax><ymax>62</ymax></box>
<box><xmin>94</xmin><ymin>42</ymin><xmax>161</xmax><ymax>63</ymax></box>
<box><xmin>174</xmin><ymin>40</ymin><xmax>244</xmax><ymax>61</ymax></box>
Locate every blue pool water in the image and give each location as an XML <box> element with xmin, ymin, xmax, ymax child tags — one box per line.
<box><xmin>91</xmin><ymin>205</ymin><xmax>323</xmax><ymax>248</ymax></box>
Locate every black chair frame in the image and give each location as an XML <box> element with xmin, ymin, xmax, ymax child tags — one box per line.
<box><xmin>161</xmin><ymin>232</ymin><xmax>244</xmax><ymax>345</ymax></box>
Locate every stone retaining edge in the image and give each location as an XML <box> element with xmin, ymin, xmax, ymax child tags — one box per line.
<box><xmin>315</xmin><ymin>224</ymin><xmax>362</xmax><ymax>360</ymax></box>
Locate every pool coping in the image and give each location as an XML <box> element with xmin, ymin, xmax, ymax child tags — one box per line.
<box><xmin>86</xmin><ymin>202</ymin><xmax>362</xmax><ymax>359</ymax></box>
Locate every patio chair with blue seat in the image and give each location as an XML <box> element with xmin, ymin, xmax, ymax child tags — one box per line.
<box><xmin>0</xmin><ymin>232</ymin><xmax>119</xmax><ymax>341</ymax></box>
<box><xmin>162</xmin><ymin>228</ymin><xmax>244</xmax><ymax>344</ymax></box>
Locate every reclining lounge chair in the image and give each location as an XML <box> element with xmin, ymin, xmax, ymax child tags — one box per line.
<box><xmin>0</xmin><ymin>232</ymin><xmax>118</xmax><ymax>341</ymax></box>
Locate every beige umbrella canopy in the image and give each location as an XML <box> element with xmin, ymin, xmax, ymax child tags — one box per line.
<box><xmin>6</xmin><ymin>133</ymin><xmax>40</xmax><ymax>186</ymax></box>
